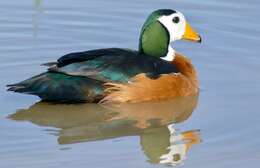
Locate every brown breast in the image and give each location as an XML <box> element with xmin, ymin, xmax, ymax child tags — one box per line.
<box><xmin>101</xmin><ymin>53</ymin><xmax>199</xmax><ymax>103</ymax></box>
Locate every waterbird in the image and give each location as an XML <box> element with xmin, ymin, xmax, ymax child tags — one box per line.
<box><xmin>7</xmin><ymin>9</ymin><xmax>201</xmax><ymax>103</ymax></box>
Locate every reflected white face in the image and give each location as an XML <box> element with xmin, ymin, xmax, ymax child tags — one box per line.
<box><xmin>157</xmin><ymin>11</ymin><xmax>186</xmax><ymax>42</ymax></box>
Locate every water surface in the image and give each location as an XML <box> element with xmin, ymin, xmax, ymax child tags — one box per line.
<box><xmin>1</xmin><ymin>0</ymin><xmax>260</xmax><ymax>167</ymax></box>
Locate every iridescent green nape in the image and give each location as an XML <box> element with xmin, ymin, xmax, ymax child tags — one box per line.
<box><xmin>138</xmin><ymin>9</ymin><xmax>176</xmax><ymax>58</ymax></box>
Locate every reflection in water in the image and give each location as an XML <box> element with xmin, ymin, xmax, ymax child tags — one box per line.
<box><xmin>9</xmin><ymin>95</ymin><xmax>201</xmax><ymax>166</ymax></box>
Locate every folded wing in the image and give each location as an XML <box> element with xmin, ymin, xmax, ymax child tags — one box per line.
<box><xmin>48</xmin><ymin>48</ymin><xmax>179</xmax><ymax>82</ymax></box>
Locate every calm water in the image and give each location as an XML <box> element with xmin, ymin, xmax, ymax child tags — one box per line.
<box><xmin>1</xmin><ymin>0</ymin><xmax>260</xmax><ymax>167</ymax></box>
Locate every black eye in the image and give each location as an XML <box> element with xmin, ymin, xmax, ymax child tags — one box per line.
<box><xmin>172</xmin><ymin>16</ymin><xmax>180</xmax><ymax>23</ymax></box>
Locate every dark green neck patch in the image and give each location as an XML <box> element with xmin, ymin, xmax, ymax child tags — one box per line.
<box><xmin>138</xmin><ymin>9</ymin><xmax>176</xmax><ymax>58</ymax></box>
<box><xmin>139</xmin><ymin>21</ymin><xmax>170</xmax><ymax>58</ymax></box>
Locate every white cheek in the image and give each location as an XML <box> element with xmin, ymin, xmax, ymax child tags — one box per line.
<box><xmin>158</xmin><ymin>16</ymin><xmax>175</xmax><ymax>41</ymax></box>
<box><xmin>158</xmin><ymin>14</ymin><xmax>186</xmax><ymax>42</ymax></box>
<box><xmin>174</xmin><ymin>21</ymin><xmax>186</xmax><ymax>40</ymax></box>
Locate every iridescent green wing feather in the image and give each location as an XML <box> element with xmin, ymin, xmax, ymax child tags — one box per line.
<box><xmin>7</xmin><ymin>72</ymin><xmax>104</xmax><ymax>102</ymax></box>
<box><xmin>50</xmin><ymin>48</ymin><xmax>179</xmax><ymax>82</ymax></box>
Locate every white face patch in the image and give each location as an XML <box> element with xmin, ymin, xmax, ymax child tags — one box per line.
<box><xmin>161</xmin><ymin>45</ymin><xmax>175</xmax><ymax>61</ymax></box>
<box><xmin>158</xmin><ymin>11</ymin><xmax>186</xmax><ymax>42</ymax></box>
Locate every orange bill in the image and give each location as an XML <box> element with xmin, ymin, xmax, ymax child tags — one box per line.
<box><xmin>182</xmin><ymin>22</ymin><xmax>201</xmax><ymax>43</ymax></box>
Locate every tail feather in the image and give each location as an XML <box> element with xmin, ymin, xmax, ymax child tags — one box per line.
<box><xmin>7</xmin><ymin>85</ymin><xmax>26</xmax><ymax>92</ymax></box>
<box><xmin>41</xmin><ymin>62</ymin><xmax>57</xmax><ymax>67</ymax></box>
